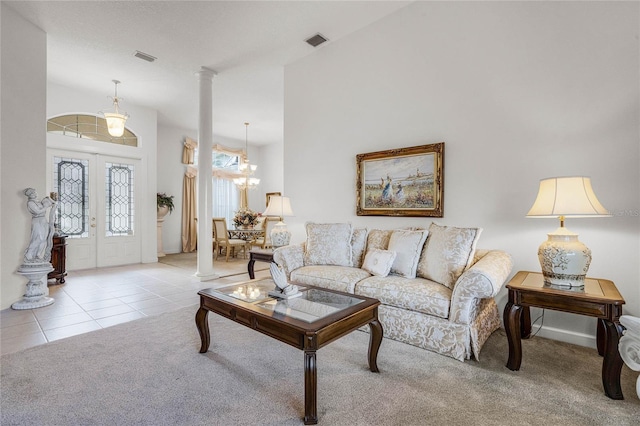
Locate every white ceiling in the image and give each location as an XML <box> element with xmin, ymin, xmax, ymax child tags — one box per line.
<box><xmin>7</xmin><ymin>0</ymin><xmax>411</xmax><ymax>146</ymax></box>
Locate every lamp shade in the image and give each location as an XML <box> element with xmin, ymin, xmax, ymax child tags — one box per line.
<box><xmin>526</xmin><ymin>176</ymin><xmax>610</xmax><ymax>218</ymax></box>
<box><xmin>263</xmin><ymin>196</ymin><xmax>294</xmax><ymax>217</ymax></box>
<box><xmin>104</xmin><ymin>112</ymin><xmax>127</xmax><ymax>137</ymax></box>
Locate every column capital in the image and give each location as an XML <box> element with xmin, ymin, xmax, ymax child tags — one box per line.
<box><xmin>196</xmin><ymin>67</ymin><xmax>217</xmax><ymax>80</ymax></box>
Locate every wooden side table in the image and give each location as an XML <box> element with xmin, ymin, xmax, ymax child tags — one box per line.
<box><xmin>504</xmin><ymin>271</ymin><xmax>625</xmax><ymax>399</ymax></box>
<box><xmin>47</xmin><ymin>235</ymin><xmax>67</xmax><ymax>285</ymax></box>
<box><xmin>247</xmin><ymin>249</ymin><xmax>274</xmax><ymax>279</ymax></box>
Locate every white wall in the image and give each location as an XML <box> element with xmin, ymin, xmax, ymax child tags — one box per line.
<box><xmin>157</xmin><ymin>124</ymin><xmax>192</xmax><ymax>254</ymax></box>
<box><xmin>0</xmin><ymin>4</ymin><xmax>47</xmax><ymax>310</ymax></box>
<box><xmin>284</xmin><ymin>2</ymin><xmax>639</xmax><ymax>347</ymax></box>
<box><xmin>259</xmin><ymin>142</ymin><xmax>285</xmax><ymax>206</ymax></box>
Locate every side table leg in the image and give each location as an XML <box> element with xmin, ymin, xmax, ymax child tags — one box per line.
<box><xmin>368</xmin><ymin>319</ymin><xmax>383</xmax><ymax>373</ymax></box>
<box><xmin>521</xmin><ymin>306</ymin><xmax>532</xmax><ymax>339</ymax></box>
<box><xmin>304</xmin><ymin>350</ymin><xmax>318</xmax><ymax>425</ymax></box>
<box><xmin>600</xmin><ymin>318</ymin><xmax>624</xmax><ymax>399</ymax></box>
<box><xmin>596</xmin><ymin>318</ymin><xmax>605</xmax><ymax>356</ymax></box>
<box><xmin>195</xmin><ymin>307</ymin><xmax>210</xmax><ymax>353</ymax></box>
<box><xmin>504</xmin><ymin>301</ymin><xmax>523</xmax><ymax>371</ymax></box>
<box><xmin>247</xmin><ymin>257</ymin><xmax>256</xmax><ymax>279</ymax></box>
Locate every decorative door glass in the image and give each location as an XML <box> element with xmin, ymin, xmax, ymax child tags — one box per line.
<box><xmin>105</xmin><ymin>162</ymin><xmax>135</xmax><ymax>236</ymax></box>
<box><xmin>53</xmin><ymin>156</ymin><xmax>89</xmax><ymax>238</ymax></box>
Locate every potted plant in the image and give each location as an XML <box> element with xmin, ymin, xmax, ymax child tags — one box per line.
<box><xmin>157</xmin><ymin>193</ymin><xmax>174</xmax><ymax>217</ymax></box>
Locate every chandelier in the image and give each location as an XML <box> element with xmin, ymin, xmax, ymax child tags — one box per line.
<box><xmin>234</xmin><ymin>122</ymin><xmax>260</xmax><ymax>190</ymax></box>
<box><xmin>100</xmin><ymin>80</ymin><xmax>129</xmax><ymax>137</ymax></box>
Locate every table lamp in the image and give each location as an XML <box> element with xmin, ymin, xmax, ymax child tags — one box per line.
<box><xmin>526</xmin><ymin>176</ymin><xmax>610</xmax><ymax>287</ymax></box>
<box><xmin>263</xmin><ymin>195</ymin><xmax>294</xmax><ymax>248</ymax></box>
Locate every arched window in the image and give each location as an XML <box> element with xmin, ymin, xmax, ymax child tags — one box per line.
<box><xmin>47</xmin><ymin>114</ymin><xmax>138</xmax><ymax>147</ymax></box>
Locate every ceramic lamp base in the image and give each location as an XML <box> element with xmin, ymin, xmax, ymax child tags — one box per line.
<box><xmin>270</xmin><ymin>222</ymin><xmax>291</xmax><ymax>248</ymax></box>
<box><xmin>538</xmin><ymin>227</ymin><xmax>592</xmax><ymax>287</ymax></box>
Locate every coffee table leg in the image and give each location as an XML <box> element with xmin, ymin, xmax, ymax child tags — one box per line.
<box><xmin>195</xmin><ymin>307</ymin><xmax>210</xmax><ymax>353</ymax></box>
<box><xmin>304</xmin><ymin>349</ymin><xmax>318</xmax><ymax>425</ymax></box>
<box><xmin>504</xmin><ymin>301</ymin><xmax>523</xmax><ymax>371</ymax></box>
<box><xmin>247</xmin><ymin>256</ymin><xmax>256</xmax><ymax>279</ymax></box>
<box><xmin>368</xmin><ymin>319</ymin><xmax>383</xmax><ymax>372</ymax></box>
<box><xmin>600</xmin><ymin>318</ymin><xmax>624</xmax><ymax>399</ymax></box>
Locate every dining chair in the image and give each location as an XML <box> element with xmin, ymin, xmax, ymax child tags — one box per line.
<box><xmin>251</xmin><ymin>216</ymin><xmax>281</xmax><ymax>249</ymax></box>
<box><xmin>212</xmin><ymin>217</ymin><xmax>250</xmax><ymax>261</ymax></box>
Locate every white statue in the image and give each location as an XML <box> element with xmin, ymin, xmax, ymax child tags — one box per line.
<box><xmin>619</xmin><ymin>315</ymin><xmax>640</xmax><ymax>399</ymax></box>
<box><xmin>269</xmin><ymin>262</ymin><xmax>300</xmax><ymax>299</ymax></box>
<box><xmin>23</xmin><ymin>188</ymin><xmax>56</xmax><ymax>263</ymax></box>
<box><xmin>12</xmin><ymin>188</ymin><xmax>56</xmax><ymax>310</ymax></box>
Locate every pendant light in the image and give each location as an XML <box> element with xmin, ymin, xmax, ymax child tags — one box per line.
<box><xmin>234</xmin><ymin>122</ymin><xmax>260</xmax><ymax>190</ymax></box>
<box><xmin>101</xmin><ymin>80</ymin><xmax>129</xmax><ymax>137</ymax></box>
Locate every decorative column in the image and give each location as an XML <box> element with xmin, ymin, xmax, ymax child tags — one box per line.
<box><xmin>195</xmin><ymin>67</ymin><xmax>218</xmax><ymax>280</ymax></box>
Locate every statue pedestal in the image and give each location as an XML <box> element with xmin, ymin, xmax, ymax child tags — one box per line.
<box><xmin>12</xmin><ymin>262</ymin><xmax>55</xmax><ymax>310</ymax></box>
<box><xmin>157</xmin><ymin>206</ymin><xmax>170</xmax><ymax>257</ymax></box>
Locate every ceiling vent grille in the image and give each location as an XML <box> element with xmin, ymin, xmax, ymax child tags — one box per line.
<box><xmin>305</xmin><ymin>33</ymin><xmax>328</xmax><ymax>47</ymax></box>
<box><xmin>134</xmin><ymin>50</ymin><xmax>157</xmax><ymax>62</ymax></box>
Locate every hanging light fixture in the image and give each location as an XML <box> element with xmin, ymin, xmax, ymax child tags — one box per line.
<box><xmin>100</xmin><ymin>80</ymin><xmax>129</xmax><ymax>137</ymax></box>
<box><xmin>234</xmin><ymin>122</ymin><xmax>260</xmax><ymax>190</ymax></box>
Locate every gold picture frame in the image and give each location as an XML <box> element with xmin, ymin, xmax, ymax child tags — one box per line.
<box><xmin>356</xmin><ymin>143</ymin><xmax>444</xmax><ymax>217</ymax></box>
<box><xmin>266</xmin><ymin>192</ymin><xmax>281</xmax><ymax>208</ymax></box>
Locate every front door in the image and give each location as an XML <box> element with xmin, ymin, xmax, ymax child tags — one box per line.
<box><xmin>47</xmin><ymin>150</ymin><xmax>141</xmax><ymax>270</ymax></box>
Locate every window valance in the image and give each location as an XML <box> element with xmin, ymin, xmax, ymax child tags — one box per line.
<box><xmin>182</xmin><ymin>137</ymin><xmax>247</xmax><ymax>165</ymax></box>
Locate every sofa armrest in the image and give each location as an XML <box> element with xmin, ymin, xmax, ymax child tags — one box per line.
<box><xmin>449</xmin><ymin>250</ymin><xmax>513</xmax><ymax>325</ymax></box>
<box><xmin>273</xmin><ymin>243</ymin><xmax>305</xmax><ymax>280</ymax></box>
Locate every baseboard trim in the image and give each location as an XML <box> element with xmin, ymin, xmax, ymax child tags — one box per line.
<box><xmin>530</xmin><ymin>324</ymin><xmax>597</xmax><ymax>349</ymax></box>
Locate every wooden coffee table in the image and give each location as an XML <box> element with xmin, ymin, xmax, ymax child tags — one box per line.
<box><xmin>196</xmin><ymin>279</ymin><xmax>383</xmax><ymax>424</ymax></box>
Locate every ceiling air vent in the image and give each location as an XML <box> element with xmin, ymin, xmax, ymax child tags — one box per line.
<box><xmin>305</xmin><ymin>33</ymin><xmax>328</xmax><ymax>48</ymax></box>
<box><xmin>134</xmin><ymin>50</ymin><xmax>157</xmax><ymax>63</ymax></box>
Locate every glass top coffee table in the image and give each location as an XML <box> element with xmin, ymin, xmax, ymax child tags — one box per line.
<box><xmin>196</xmin><ymin>278</ymin><xmax>383</xmax><ymax>425</ymax></box>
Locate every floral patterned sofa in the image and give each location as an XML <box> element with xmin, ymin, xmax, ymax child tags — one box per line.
<box><xmin>273</xmin><ymin>222</ymin><xmax>513</xmax><ymax>362</ymax></box>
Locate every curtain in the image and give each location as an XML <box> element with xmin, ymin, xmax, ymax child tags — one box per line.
<box><xmin>181</xmin><ymin>167</ymin><xmax>197</xmax><ymax>252</ymax></box>
<box><xmin>182</xmin><ymin>137</ymin><xmax>197</xmax><ymax>164</ymax></box>
<box><xmin>212</xmin><ymin>176</ymin><xmax>239</xmax><ymax>226</ymax></box>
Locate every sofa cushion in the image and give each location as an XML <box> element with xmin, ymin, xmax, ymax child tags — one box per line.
<box><xmin>304</xmin><ymin>222</ymin><xmax>353</xmax><ymax>267</ymax></box>
<box><xmin>362</xmin><ymin>249</ymin><xmax>396</xmax><ymax>277</ymax></box>
<box><xmin>351</xmin><ymin>228</ymin><xmax>369</xmax><ymax>269</ymax></box>
<box><xmin>417</xmin><ymin>223</ymin><xmax>482</xmax><ymax>289</ymax></box>
<box><xmin>366</xmin><ymin>229</ymin><xmax>393</xmax><ymax>252</ymax></box>
<box><xmin>291</xmin><ymin>265</ymin><xmax>371</xmax><ymax>294</ymax></box>
<box><xmin>388</xmin><ymin>229</ymin><xmax>429</xmax><ymax>278</ymax></box>
<box><xmin>355</xmin><ymin>275</ymin><xmax>452</xmax><ymax>319</ymax></box>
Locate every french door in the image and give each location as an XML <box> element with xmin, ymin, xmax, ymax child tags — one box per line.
<box><xmin>47</xmin><ymin>149</ymin><xmax>141</xmax><ymax>270</ymax></box>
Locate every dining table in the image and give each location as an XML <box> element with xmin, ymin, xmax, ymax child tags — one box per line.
<box><xmin>227</xmin><ymin>228</ymin><xmax>264</xmax><ymax>241</ymax></box>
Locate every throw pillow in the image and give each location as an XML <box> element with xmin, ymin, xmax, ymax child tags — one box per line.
<box><xmin>351</xmin><ymin>228</ymin><xmax>369</xmax><ymax>269</ymax></box>
<box><xmin>362</xmin><ymin>249</ymin><xmax>397</xmax><ymax>277</ymax></box>
<box><xmin>304</xmin><ymin>222</ymin><xmax>353</xmax><ymax>267</ymax></box>
<box><xmin>388</xmin><ymin>229</ymin><xmax>429</xmax><ymax>278</ymax></box>
<box><xmin>365</xmin><ymin>229</ymin><xmax>393</xmax><ymax>253</ymax></box>
<box><xmin>417</xmin><ymin>223</ymin><xmax>483</xmax><ymax>289</ymax></box>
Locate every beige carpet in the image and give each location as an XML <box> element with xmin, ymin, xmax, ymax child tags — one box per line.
<box><xmin>159</xmin><ymin>251</ymin><xmax>269</xmax><ymax>277</ymax></box>
<box><xmin>1</xmin><ymin>304</ymin><xmax>638</xmax><ymax>425</ymax></box>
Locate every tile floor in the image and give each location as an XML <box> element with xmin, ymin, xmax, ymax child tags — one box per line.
<box><xmin>0</xmin><ymin>261</ymin><xmax>270</xmax><ymax>356</ymax></box>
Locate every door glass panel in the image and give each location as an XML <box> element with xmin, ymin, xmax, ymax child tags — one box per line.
<box><xmin>53</xmin><ymin>156</ymin><xmax>89</xmax><ymax>238</ymax></box>
<box><xmin>105</xmin><ymin>162</ymin><xmax>135</xmax><ymax>236</ymax></box>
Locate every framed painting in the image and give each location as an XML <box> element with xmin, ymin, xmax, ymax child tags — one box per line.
<box><xmin>356</xmin><ymin>143</ymin><xmax>444</xmax><ymax>217</ymax></box>
<box><xmin>266</xmin><ymin>192</ymin><xmax>281</xmax><ymax>208</ymax></box>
